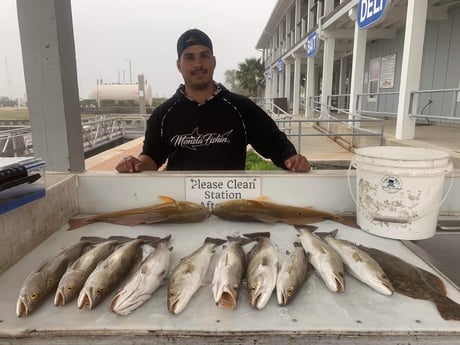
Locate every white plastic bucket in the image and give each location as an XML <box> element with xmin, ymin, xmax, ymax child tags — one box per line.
<box><xmin>350</xmin><ymin>146</ymin><xmax>453</xmax><ymax>240</ymax></box>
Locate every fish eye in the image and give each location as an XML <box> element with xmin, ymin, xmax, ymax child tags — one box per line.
<box><xmin>95</xmin><ymin>288</ymin><xmax>102</xmax><ymax>296</ymax></box>
<box><xmin>287</xmin><ymin>287</ymin><xmax>294</xmax><ymax>295</ymax></box>
<box><xmin>250</xmin><ymin>286</ymin><xmax>256</xmax><ymax>291</ymax></box>
<box><xmin>67</xmin><ymin>286</ymin><xmax>73</xmax><ymax>291</ymax></box>
<box><xmin>30</xmin><ymin>293</ymin><xmax>38</xmax><ymax>300</ymax></box>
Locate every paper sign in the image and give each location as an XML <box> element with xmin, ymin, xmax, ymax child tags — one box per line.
<box><xmin>185</xmin><ymin>177</ymin><xmax>261</xmax><ymax>211</ymax></box>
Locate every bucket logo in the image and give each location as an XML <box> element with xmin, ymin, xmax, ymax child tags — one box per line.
<box><xmin>381</xmin><ymin>175</ymin><xmax>401</xmax><ymax>193</ymax></box>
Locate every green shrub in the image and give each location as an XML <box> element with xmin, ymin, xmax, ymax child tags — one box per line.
<box><xmin>245</xmin><ymin>150</ymin><xmax>280</xmax><ymax>170</ymax></box>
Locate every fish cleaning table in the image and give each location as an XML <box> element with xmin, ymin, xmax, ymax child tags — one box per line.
<box><xmin>0</xmin><ymin>171</ymin><xmax>460</xmax><ymax>345</ymax></box>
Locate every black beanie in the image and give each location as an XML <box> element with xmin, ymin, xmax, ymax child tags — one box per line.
<box><xmin>177</xmin><ymin>29</ymin><xmax>213</xmax><ymax>58</ymax></box>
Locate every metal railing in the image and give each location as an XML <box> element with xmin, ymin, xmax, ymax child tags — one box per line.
<box><xmin>0</xmin><ymin>126</ymin><xmax>33</xmax><ymax>157</ymax></box>
<box><xmin>409</xmin><ymin>88</ymin><xmax>460</xmax><ymax>121</ymax></box>
<box><xmin>1</xmin><ymin>115</ymin><xmax>149</xmax><ymax>157</ymax></box>
<box><xmin>263</xmin><ymin>98</ymin><xmax>385</xmax><ymax>153</ymax></box>
<box><xmin>350</xmin><ymin>89</ymin><xmax>460</xmax><ymax>123</ymax></box>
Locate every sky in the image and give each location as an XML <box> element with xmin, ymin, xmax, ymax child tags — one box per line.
<box><xmin>0</xmin><ymin>0</ymin><xmax>278</xmax><ymax>100</ymax></box>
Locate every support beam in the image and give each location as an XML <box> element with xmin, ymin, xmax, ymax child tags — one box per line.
<box><xmin>348</xmin><ymin>8</ymin><xmax>367</xmax><ymax>120</ymax></box>
<box><xmin>395</xmin><ymin>0</ymin><xmax>428</xmax><ymax>140</ymax></box>
<box><xmin>17</xmin><ymin>0</ymin><xmax>84</xmax><ymax>172</ymax></box>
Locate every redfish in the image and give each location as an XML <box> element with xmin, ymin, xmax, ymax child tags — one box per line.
<box><xmin>212</xmin><ymin>197</ymin><xmax>357</xmax><ymax>227</ymax></box>
<box><xmin>68</xmin><ymin>195</ymin><xmax>211</xmax><ymax>230</ymax></box>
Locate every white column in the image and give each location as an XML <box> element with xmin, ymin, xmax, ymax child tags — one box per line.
<box><xmin>17</xmin><ymin>0</ymin><xmax>84</xmax><ymax>172</ymax></box>
<box><xmin>293</xmin><ymin>57</ymin><xmax>302</xmax><ymax>115</ymax></box>
<box><xmin>348</xmin><ymin>8</ymin><xmax>367</xmax><ymax>121</ymax></box>
<box><xmin>395</xmin><ymin>0</ymin><xmax>428</xmax><ymax>140</ymax></box>
<box><xmin>305</xmin><ymin>57</ymin><xmax>315</xmax><ymax>119</ymax></box>
<box><xmin>273</xmin><ymin>68</ymin><xmax>279</xmax><ymax>97</ymax></box>
<box><xmin>284</xmin><ymin>61</ymin><xmax>292</xmax><ymax>108</ymax></box>
<box><xmin>320</xmin><ymin>37</ymin><xmax>335</xmax><ymax>117</ymax></box>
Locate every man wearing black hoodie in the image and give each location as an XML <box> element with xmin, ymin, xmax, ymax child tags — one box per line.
<box><xmin>116</xmin><ymin>29</ymin><xmax>310</xmax><ymax>173</ymax></box>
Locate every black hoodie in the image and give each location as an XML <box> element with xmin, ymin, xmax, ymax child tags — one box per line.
<box><xmin>142</xmin><ymin>83</ymin><xmax>297</xmax><ymax>170</ymax></box>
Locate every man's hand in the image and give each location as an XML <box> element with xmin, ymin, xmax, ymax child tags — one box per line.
<box><xmin>115</xmin><ymin>155</ymin><xmax>143</xmax><ymax>173</ymax></box>
<box><xmin>284</xmin><ymin>154</ymin><xmax>311</xmax><ymax>172</ymax></box>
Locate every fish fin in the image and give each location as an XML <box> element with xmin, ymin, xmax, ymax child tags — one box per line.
<box><xmin>433</xmin><ymin>295</ymin><xmax>460</xmax><ymax>321</ymax></box>
<box><xmin>243</xmin><ymin>232</ymin><xmax>271</xmax><ymax>239</ymax></box>
<box><xmin>100</xmin><ymin>218</ymin><xmax>148</xmax><ymax>226</ymax></box>
<box><xmin>67</xmin><ymin>216</ymin><xmax>95</xmax><ymax>230</ymax></box>
<box><xmin>251</xmin><ymin>196</ymin><xmax>270</xmax><ymax>202</ymax></box>
<box><xmin>158</xmin><ymin>195</ymin><xmax>177</xmax><ymax>205</ymax></box>
<box><xmin>283</xmin><ymin>217</ymin><xmax>326</xmax><ymax>225</ymax></box>
<box><xmin>334</xmin><ymin>215</ymin><xmax>360</xmax><ymax>229</ymax></box>
<box><xmin>244</xmin><ymin>199</ymin><xmax>268</xmax><ymax>209</ymax></box>
<box><xmin>252</xmin><ymin>215</ymin><xmax>279</xmax><ymax>224</ymax></box>
<box><xmin>418</xmin><ymin>268</ymin><xmax>447</xmax><ymax>296</ymax></box>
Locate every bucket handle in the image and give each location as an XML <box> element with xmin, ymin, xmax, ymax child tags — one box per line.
<box><xmin>347</xmin><ymin>158</ymin><xmax>454</xmax><ymax>224</ymax></box>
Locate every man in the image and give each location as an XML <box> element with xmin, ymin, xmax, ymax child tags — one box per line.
<box><xmin>116</xmin><ymin>29</ymin><xmax>310</xmax><ymax>173</ymax></box>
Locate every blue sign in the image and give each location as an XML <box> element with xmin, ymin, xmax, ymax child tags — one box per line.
<box><xmin>305</xmin><ymin>31</ymin><xmax>318</xmax><ymax>58</ymax></box>
<box><xmin>277</xmin><ymin>59</ymin><xmax>283</xmax><ymax>74</ymax></box>
<box><xmin>358</xmin><ymin>0</ymin><xmax>390</xmax><ymax>30</ymax></box>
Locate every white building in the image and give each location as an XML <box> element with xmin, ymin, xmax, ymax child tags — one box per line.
<box><xmin>256</xmin><ymin>0</ymin><xmax>460</xmax><ymax>140</ymax></box>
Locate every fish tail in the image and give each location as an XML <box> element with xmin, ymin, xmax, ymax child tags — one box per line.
<box><xmin>434</xmin><ymin>295</ymin><xmax>460</xmax><ymax>321</ymax></box>
<box><xmin>294</xmin><ymin>225</ymin><xmax>318</xmax><ymax>233</ymax></box>
<box><xmin>137</xmin><ymin>234</ymin><xmax>169</xmax><ymax>246</ymax></box>
<box><xmin>204</xmin><ymin>237</ymin><xmax>226</xmax><ymax>247</ymax></box>
<box><xmin>107</xmin><ymin>236</ymin><xmax>134</xmax><ymax>243</ymax></box>
<box><xmin>314</xmin><ymin>229</ymin><xmax>339</xmax><ymax>239</ymax></box>
<box><xmin>67</xmin><ymin>216</ymin><xmax>94</xmax><ymax>231</ymax></box>
<box><xmin>243</xmin><ymin>232</ymin><xmax>271</xmax><ymax>240</ymax></box>
<box><xmin>79</xmin><ymin>236</ymin><xmax>108</xmax><ymax>244</ymax></box>
<box><xmin>227</xmin><ymin>235</ymin><xmax>254</xmax><ymax>246</ymax></box>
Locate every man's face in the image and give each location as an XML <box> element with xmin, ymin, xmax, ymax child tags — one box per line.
<box><xmin>177</xmin><ymin>45</ymin><xmax>216</xmax><ymax>90</ymax></box>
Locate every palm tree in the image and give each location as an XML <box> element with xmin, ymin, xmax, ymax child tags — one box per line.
<box><xmin>224</xmin><ymin>69</ymin><xmax>239</xmax><ymax>92</ymax></box>
<box><xmin>235</xmin><ymin>58</ymin><xmax>265</xmax><ymax>98</ymax></box>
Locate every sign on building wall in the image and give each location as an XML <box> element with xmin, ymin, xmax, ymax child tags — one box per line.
<box><xmin>358</xmin><ymin>0</ymin><xmax>391</xmax><ymax>30</ymax></box>
<box><xmin>305</xmin><ymin>31</ymin><xmax>318</xmax><ymax>58</ymax></box>
<box><xmin>277</xmin><ymin>59</ymin><xmax>283</xmax><ymax>74</ymax></box>
<box><xmin>380</xmin><ymin>54</ymin><xmax>396</xmax><ymax>89</ymax></box>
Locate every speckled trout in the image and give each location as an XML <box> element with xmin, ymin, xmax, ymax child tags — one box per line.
<box><xmin>276</xmin><ymin>242</ymin><xmax>311</xmax><ymax>305</ymax></box>
<box><xmin>245</xmin><ymin>232</ymin><xmax>279</xmax><ymax>310</ymax></box>
<box><xmin>77</xmin><ymin>236</ymin><xmax>159</xmax><ymax>310</ymax></box>
<box><xmin>16</xmin><ymin>239</ymin><xmax>93</xmax><ymax>317</ymax></box>
<box><xmin>212</xmin><ymin>236</ymin><xmax>252</xmax><ymax>309</ymax></box>
<box><xmin>320</xmin><ymin>230</ymin><xmax>394</xmax><ymax>296</ymax></box>
<box><xmin>110</xmin><ymin>235</ymin><xmax>173</xmax><ymax>315</ymax></box>
<box><xmin>295</xmin><ymin>225</ymin><xmax>345</xmax><ymax>293</ymax></box>
<box><xmin>168</xmin><ymin>237</ymin><xmax>226</xmax><ymax>315</ymax></box>
<box><xmin>67</xmin><ymin>196</ymin><xmax>211</xmax><ymax>230</ymax></box>
<box><xmin>54</xmin><ymin>237</ymin><xmax>125</xmax><ymax>306</ymax></box>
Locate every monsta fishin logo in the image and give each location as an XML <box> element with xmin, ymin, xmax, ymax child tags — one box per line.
<box><xmin>171</xmin><ymin>127</ymin><xmax>233</xmax><ymax>150</ymax></box>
